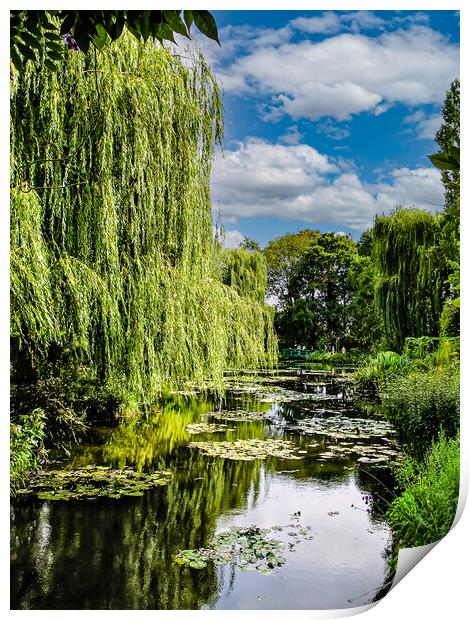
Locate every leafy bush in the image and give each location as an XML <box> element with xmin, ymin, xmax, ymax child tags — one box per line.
<box><xmin>10</xmin><ymin>408</ymin><xmax>46</xmax><ymax>494</ymax></box>
<box><xmin>381</xmin><ymin>366</ymin><xmax>459</xmax><ymax>459</ymax></box>
<box><xmin>353</xmin><ymin>351</ymin><xmax>414</xmax><ymax>393</ymax></box>
<box><xmin>387</xmin><ymin>434</ymin><xmax>460</xmax><ymax>547</ymax></box>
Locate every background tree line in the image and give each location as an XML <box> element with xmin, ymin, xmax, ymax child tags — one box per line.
<box><xmin>239</xmin><ymin>79</ymin><xmax>460</xmax><ymax>354</ymax></box>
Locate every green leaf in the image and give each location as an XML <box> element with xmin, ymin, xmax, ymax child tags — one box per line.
<box><xmin>189</xmin><ymin>560</ymin><xmax>207</xmax><ymax>569</ymax></box>
<box><xmin>16</xmin><ymin>41</ymin><xmax>37</xmax><ymax>63</ymax></box>
<box><xmin>92</xmin><ymin>23</ymin><xmax>109</xmax><ymax>50</ymax></box>
<box><xmin>140</xmin><ymin>12</ymin><xmax>151</xmax><ymax>41</ymax></box>
<box><xmin>109</xmin><ymin>15</ymin><xmax>125</xmax><ymax>40</ymax></box>
<box><xmin>20</xmin><ymin>30</ymin><xmax>42</xmax><ymax>50</ymax></box>
<box><xmin>37</xmin><ymin>14</ymin><xmax>57</xmax><ymax>31</ymax></box>
<box><xmin>44</xmin><ymin>31</ymin><xmax>59</xmax><ymax>42</ymax></box>
<box><xmin>153</xmin><ymin>23</ymin><xmax>176</xmax><ymax>44</ymax></box>
<box><xmin>43</xmin><ymin>57</ymin><xmax>57</xmax><ymax>71</ymax></box>
<box><xmin>428</xmin><ymin>153</ymin><xmax>459</xmax><ymax>171</ymax></box>
<box><xmin>60</xmin><ymin>12</ymin><xmax>77</xmax><ymax>35</ymax></box>
<box><xmin>448</xmin><ymin>145</ymin><xmax>460</xmax><ymax>164</ymax></box>
<box><xmin>192</xmin><ymin>11</ymin><xmax>220</xmax><ymax>44</ymax></box>
<box><xmin>46</xmin><ymin>41</ymin><xmax>64</xmax><ymax>53</ymax></box>
<box><xmin>162</xmin><ymin>11</ymin><xmax>190</xmax><ymax>38</ymax></box>
<box><xmin>46</xmin><ymin>50</ymin><xmax>64</xmax><ymax>61</ymax></box>
<box><xmin>10</xmin><ymin>46</ymin><xmax>23</xmax><ymax>72</ymax></box>
<box><xmin>183</xmin><ymin>10</ymin><xmax>193</xmax><ymax>31</ymax></box>
<box><xmin>73</xmin><ymin>31</ymin><xmax>90</xmax><ymax>54</ymax></box>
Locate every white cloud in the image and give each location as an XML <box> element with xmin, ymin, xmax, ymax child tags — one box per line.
<box><xmin>291</xmin><ymin>11</ymin><xmax>385</xmax><ymax>35</ymax></box>
<box><xmin>214</xmin><ymin>25</ymin><xmax>458</xmax><ymax>122</ymax></box>
<box><xmin>404</xmin><ymin>109</ymin><xmax>442</xmax><ymax>140</ymax></box>
<box><xmin>315</xmin><ymin>119</ymin><xmax>351</xmax><ymax>141</ymax></box>
<box><xmin>212</xmin><ymin>139</ymin><xmax>445</xmax><ymax>232</ymax></box>
<box><xmin>374</xmin><ymin>167</ymin><xmax>445</xmax><ymax>211</ymax></box>
<box><xmin>221</xmin><ymin>229</ymin><xmax>245</xmax><ymax>249</ymax></box>
<box><xmin>290</xmin><ymin>12</ymin><xmax>341</xmax><ymax>35</ymax></box>
<box><xmin>280</xmin><ymin>125</ymin><xmax>303</xmax><ymax>145</ymax></box>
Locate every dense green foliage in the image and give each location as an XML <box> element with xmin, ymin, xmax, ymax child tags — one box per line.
<box><xmin>11</xmin><ymin>10</ymin><xmax>219</xmax><ymax>72</ymax></box>
<box><xmin>380</xmin><ymin>366</ymin><xmax>459</xmax><ymax>460</ymax></box>
<box><xmin>387</xmin><ymin>434</ymin><xmax>459</xmax><ymax>547</ymax></box>
<box><xmin>354</xmin><ymin>351</ymin><xmax>415</xmax><ymax>393</ymax></box>
<box><xmin>10</xmin><ymin>408</ymin><xmax>45</xmax><ymax>494</ymax></box>
<box><xmin>264</xmin><ymin>229</ymin><xmax>320</xmax><ymax>306</ymax></box>
<box><xmin>373</xmin><ymin>207</ymin><xmax>444</xmax><ymax>351</ymax></box>
<box><xmin>267</xmin><ymin>231</ymin><xmax>379</xmax><ymax>350</ymax></box>
<box><xmin>10</xmin><ymin>35</ymin><xmax>276</xmax><ymax>408</ymax></box>
<box><xmin>222</xmin><ymin>249</ymin><xmax>268</xmax><ymax>304</ymax></box>
<box><xmin>435</xmin><ymin>79</ymin><xmax>460</xmax><ymax>206</ymax></box>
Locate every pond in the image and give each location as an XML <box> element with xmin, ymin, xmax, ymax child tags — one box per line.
<box><xmin>10</xmin><ymin>366</ymin><xmax>398</xmax><ymax>610</ymax></box>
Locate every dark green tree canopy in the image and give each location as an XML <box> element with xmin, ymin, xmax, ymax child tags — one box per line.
<box><xmin>10</xmin><ymin>10</ymin><xmax>219</xmax><ymax>72</ymax></box>
<box><xmin>263</xmin><ymin>229</ymin><xmax>320</xmax><ymax>307</ymax></box>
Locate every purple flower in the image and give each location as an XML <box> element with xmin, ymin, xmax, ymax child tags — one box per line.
<box><xmin>62</xmin><ymin>33</ymin><xmax>80</xmax><ymax>51</ymax></box>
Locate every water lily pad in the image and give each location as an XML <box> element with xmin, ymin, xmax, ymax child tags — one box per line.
<box><xmin>210</xmin><ymin>410</ymin><xmax>270</xmax><ymax>422</ymax></box>
<box><xmin>175</xmin><ymin>515</ymin><xmax>314</xmax><ymax>576</ymax></box>
<box><xmin>185</xmin><ymin>423</ymin><xmax>228</xmax><ymax>434</ymax></box>
<box><xmin>26</xmin><ymin>465</ymin><xmax>172</xmax><ymax>501</ymax></box>
<box><xmin>188</xmin><ymin>439</ymin><xmax>303</xmax><ymax>461</ymax></box>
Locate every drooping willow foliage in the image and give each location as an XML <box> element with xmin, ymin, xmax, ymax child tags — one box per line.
<box><xmin>10</xmin><ymin>35</ymin><xmax>277</xmax><ymax>401</ymax></box>
<box><xmin>222</xmin><ymin>249</ymin><xmax>268</xmax><ymax>304</ymax></box>
<box><xmin>373</xmin><ymin>208</ymin><xmax>443</xmax><ymax>351</ymax></box>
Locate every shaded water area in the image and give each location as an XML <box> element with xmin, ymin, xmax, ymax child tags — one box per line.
<box><xmin>11</xmin><ymin>366</ymin><xmax>398</xmax><ymax>610</ymax></box>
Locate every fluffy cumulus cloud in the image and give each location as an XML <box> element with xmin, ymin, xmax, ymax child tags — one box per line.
<box><xmin>403</xmin><ymin>110</ymin><xmax>443</xmax><ymax>140</ymax></box>
<box><xmin>221</xmin><ymin>229</ymin><xmax>245</xmax><ymax>249</ymax></box>
<box><xmin>195</xmin><ymin>17</ymin><xmax>458</xmax><ymax>124</ymax></box>
<box><xmin>212</xmin><ymin>139</ymin><xmax>444</xmax><ymax>231</ymax></box>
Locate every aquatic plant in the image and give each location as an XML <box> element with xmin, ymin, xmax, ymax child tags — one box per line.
<box><xmin>353</xmin><ymin>351</ymin><xmax>414</xmax><ymax>393</ymax></box>
<box><xmin>175</xmin><ymin>516</ymin><xmax>314</xmax><ymax>574</ymax></box>
<box><xmin>209</xmin><ymin>410</ymin><xmax>271</xmax><ymax>422</ymax></box>
<box><xmin>19</xmin><ymin>464</ymin><xmax>172</xmax><ymax>500</ymax></box>
<box><xmin>185</xmin><ymin>423</ymin><xmax>229</xmax><ymax>434</ymax></box>
<box><xmin>10</xmin><ymin>34</ymin><xmax>277</xmax><ymax>408</ymax></box>
<box><xmin>188</xmin><ymin>438</ymin><xmax>304</xmax><ymax>461</ymax></box>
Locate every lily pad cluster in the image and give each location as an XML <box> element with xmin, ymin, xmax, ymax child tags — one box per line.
<box><xmin>185</xmin><ymin>422</ymin><xmax>229</xmax><ymax>434</ymax></box>
<box><xmin>175</xmin><ymin>518</ymin><xmax>314</xmax><ymax>575</ymax></box>
<box><xmin>281</xmin><ymin>415</ymin><xmax>400</xmax><ymax>464</ymax></box>
<box><xmin>188</xmin><ymin>438</ymin><xmax>303</xmax><ymax>461</ymax></box>
<box><xmin>209</xmin><ymin>410</ymin><xmax>270</xmax><ymax>422</ymax></box>
<box><xmin>18</xmin><ymin>465</ymin><xmax>172</xmax><ymax>501</ymax></box>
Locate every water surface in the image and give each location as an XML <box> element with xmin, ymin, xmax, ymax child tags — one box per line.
<box><xmin>11</xmin><ymin>366</ymin><xmax>396</xmax><ymax>610</ymax></box>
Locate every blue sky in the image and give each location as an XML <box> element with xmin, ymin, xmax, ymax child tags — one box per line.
<box><xmin>190</xmin><ymin>10</ymin><xmax>460</xmax><ymax>248</ymax></box>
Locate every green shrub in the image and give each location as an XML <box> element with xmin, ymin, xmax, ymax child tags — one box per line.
<box><xmin>387</xmin><ymin>434</ymin><xmax>460</xmax><ymax>547</ymax></box>
<box><xmin>10</xmin><ymin>408</ymin><xmax>46</xmax><ymax>494</ymax></box>
<box><xmin>353</xmin><ymin>351</ymin><xmax>414</xmax><ymax>392</ymax></box>
<box><xmin>381</xmin><ymin>366</ymin><xmax>459</xmax><ymax>459</ymax></box>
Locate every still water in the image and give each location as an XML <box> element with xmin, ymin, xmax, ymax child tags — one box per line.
<box><xmin>11</xmin><ymin>366</ymin><xmax>396</xmax><ymax>610</ymax></box>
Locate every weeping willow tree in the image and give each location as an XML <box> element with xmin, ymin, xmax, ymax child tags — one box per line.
<box><xmin>10</xmin><ymin>34</ymin><xmax>277</xmax><ymax>404</ymax></box>
<box><xmin>373</xmin><ymin>207</ymin><xmax>443</xmax><ymax>351</ymax></box>
<box><xmin>222</xmin><ymin>249</ymin><xmax>268</xmax><ymax>304</ymax></box>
